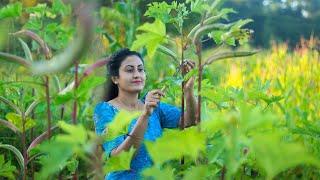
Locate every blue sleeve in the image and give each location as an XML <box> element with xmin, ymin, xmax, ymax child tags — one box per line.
<box><xmin>159</xmin><ymin>102</ymin><xmax>181</xmax><ymax>129</ymax></box>
<box><xmin>93</xmin><ymin>102</ymin><xmax>125</xmax><ymax>157</ymax></box>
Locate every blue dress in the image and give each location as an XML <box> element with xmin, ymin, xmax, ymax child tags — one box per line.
<box><xmin>93</xmin><ymin>100</ymin><xmax>181</xmax><ymax>180</ymax></box>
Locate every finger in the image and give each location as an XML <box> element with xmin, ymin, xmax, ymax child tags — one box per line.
<box><xmin>146</xmin><ymin>101</ymin><xmax>158</xmax><ymax>108</ymax></box>
<box><xmin>152</xmin><ymin>90</ymin><xmax>165</xmax><ymax>97</ymax></box>
<box><xmin>148</xmin><ymin>98</ymin><xmax>160</xmax><ymax>104</ymax></box>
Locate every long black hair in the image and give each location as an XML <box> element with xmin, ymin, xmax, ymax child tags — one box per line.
<box><xmin>104</xmin><ymin>48</ymin><xmax>144</xmax><ymax>101</ymax></box>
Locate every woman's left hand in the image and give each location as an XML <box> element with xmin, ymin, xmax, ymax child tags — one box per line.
<box><xmin>182</xmin><ymin>60</ymin><xmax>196</xmax><ymax>93</ymax></box>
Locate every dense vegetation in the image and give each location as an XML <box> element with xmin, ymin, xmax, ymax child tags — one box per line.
<box><xmin>0</xmin><ymin>0</ymin><xmax>319</xmax><ymax>179</ymax></box>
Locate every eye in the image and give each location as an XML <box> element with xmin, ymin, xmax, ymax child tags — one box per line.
<box><xmin>125</xmin><ymin>67</ymin><xmax>134</xmax><ymax>72</ymax></box>
<box><xmin>138</xmin><ymin>68</ymin><xmax>144</xmax><ymax>72</ymax></box>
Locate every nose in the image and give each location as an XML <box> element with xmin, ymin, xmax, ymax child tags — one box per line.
<box><xmin>133</xmin><ymin>69</ymin><xmax>140</xmax><ymax>78</ymax></box>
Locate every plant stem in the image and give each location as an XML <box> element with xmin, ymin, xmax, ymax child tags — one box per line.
<box><xmin>72</xmin><ymin>61</ymin><xmax>79</xmax><ymax>180</ymax></box>
<box><xmin>196</xmin><ymin>42</ymin><xmax>202</xmax><ymax>125</ymax></box>
<box><xmin>44</xmin><ymin>76</ymin><xmax>52</xmax><ymax>139</ymax></box>
<box><xmin>72</xmin><ymin>61</ymin><xmax>79</xmax><ymax>124</ymax></box>
<box><xmin>20</xmin><ymin>88</ymin><xmax>27</xmax><ymax>180</ymax></box>
<box><xmin>30</xmin><ymin>89</ymin><xmax>35</xmax><ymax>180</ymax></box>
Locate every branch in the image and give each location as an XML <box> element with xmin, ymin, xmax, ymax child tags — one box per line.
<box><xmin>27</xmin><ymin>125</ymin><xmax>58</xmax><ymax>153</ymax></box>
<box><xmin>0</xmin><ymin>144</ymin><xmax>24</xmax><ymax>176</ymax></box>
<box><xmin>11</xmin><ymin>30</ymin><xmax>52</xmax><ymax>59</ymax></box>
<box><xmin>202</xmin><ymin>50</ymin><xmax>258</xmax><ymax>68</ymax></box>
<box><xmin>0</xmin><ymin>119</ymin><xmax>20</xmax><ymax>134</ymax></box>
<box><xmin>192</xmin><ymin>23</ymin><xmax>232</xmax><ymax>44</ymax></box>
<box><xmin>158</xmin><ymin>45</ymin><xmax>179</xmax><ymax>64</ymax></box>
<box><xmin>30</xmin><ymin>2</ymin><xmax>95</xmax><ymax>75</ymax></box>
<box><xmin>0</xmin><ymin>96</ymin><xmax>21</xmax><ymax>114</ymax></box>
<box><xmin>0</xmin><ymin>52</ymin><xmax>31</xmax><ymax>68</ymax></box>
<box><xmin>81</xmin><ymin>58</ymin><xmax>109</xmax><ymax>81</ymax></box>
<box><xmin>25</xmin><ymin>99</ymin><xmax>41</xmax><ymax>117</ymax></box>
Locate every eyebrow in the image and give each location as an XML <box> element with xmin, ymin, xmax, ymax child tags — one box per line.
<box><xmin>124</xmin><ymin>64</ymin><xmax>144</xmax><ymax>68</ymax></box>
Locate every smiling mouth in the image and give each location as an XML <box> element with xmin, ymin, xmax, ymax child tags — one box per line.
<box><xmin>132</xmin><ymin>81</ymin><xmax>143</xmax><ymax>84</ymax></box>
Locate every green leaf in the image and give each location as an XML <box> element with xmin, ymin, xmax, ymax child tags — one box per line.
<box><xmin>105</xmin><ymin>110</ymin><xmax>141</xmax><ymax>141</ymax></box>
<box><xmin>251</xmin><ymin>133</ymin><xmax>320</xmax><ymax>179</ymax></box>
<box><xmin>210</xmin><ymin>30</ymin><xmax>224</xmax><ymax>45</ymax></box>
<box><xmin>200</xmin><ymin>112</ymin><xmax>225</xmax><ymax>136</ymax></box>
<box><xmin>219</xmin><ymin>8</ymin><xmax>237</xmax><ymax>20</ymax></box>
<box><xmin>104</xmin><ymin>148</ymin><xmax>135</xmax><ymax>174</ymax></box>
<box><xmin>37</xmin><ymin>140</ymin><xmax>73</xmax><ymax>179</ymax></box>
<box><xmin>225</xmin><ymin>37</ymin><xmax>236</xmax><ymax>46</ymax></box>
<box><xmin>0</xmin><ymin>2</ymin><xmax>22</xmax><ymax>19</ymax></box>
<box><xmin>100</xmin><ymin>7</ymin><xmax>129</xmax><ymax>24</ymax></box>
<box><xmin>0</xmin><ymin>144</ymin><xmax>24</xmax><ymax>177</ymax></box>
<box><xmin>65</xmin><ymin>157</ymin><xmax>78</xmax><ymax>173</ymax></box>
<box><xmin>186</xmin><ymin>0</ymin><xmax>210</xmax><ymax>14</ymax></box>
<box><xmin>231</xmin><ymin>19</ymin><xmax>253</xmax><ymax>30</ymax></box>
<box><xmin>54</xmin><ymin>91</ymin><xmax>74</xmax><ymax>105</ymax></box>
<box><xmin>131</xmin><ymin>19</ymin><xmax>167</xmax><ymax>58</ymax></box>
<box><xmin>18</xmin><ymin>38</ymin><xmax>33</xmax><ymax>61</ymax></box>
<box><xmin>5</xmin><ymin>113</ymin><xmax>36</xmax><ymax>132</ymax></box>
<box><xmin>144</xmin><ymin>2</ymin><xmax>173</xmax><ymax>23</ymax></box>
<box><xmin>0</xmin><ymin>155</ymin><xmax>17</xmax><ymax>180</ymax></box>
<box><xmin>145</xmin><ymin>127</ymin><xmax>206</xmax><ymax>165</ymax></box>
<box><xmin>52</xmin><ymin>0</ymin><xmax>71</xmax><ymax>16</ymax></box>
<box><xmin>142</xmin><ymin>166</ymin><xmax>174</xmax><ymax>180</ymax></box>
<box><xmin>57</xmin><ymin>121</ymin><xmax>88</xmax><ymax>145</ymax></box>
<box><xmin>76</xmin><ymin>76</ymin><xmax>106</xmax><ymax>99</ymax></box>
<box><xmin>183</xmin><ymin>165</ymin><xmax>209</xmax><ymax>180</ymax></box>
<box><xmin>262</xmin><ymin>95</ymin><xmax>284</xmax><ymax>105</ymax></box>
<box><xmin>26</xmin><ymin>4</ymin><xmax>47</xmax><ymax>16</ymax></box>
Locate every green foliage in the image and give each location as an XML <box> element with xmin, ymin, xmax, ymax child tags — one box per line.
<box><xmin>186</xmin><ymin>0</ymin><xmax>211</xmax><ymax>14</ymax></box>
<box><xmin>142</xmin><ymin>166</ymin><xmax>174</xmax><ymax>180</ymax></box>
<box><xmin>36</xmin><ymin>140</ymin><xmax>73</xmax><ymax>179</ymax></box>
<box><xmin>0</xmin><ymin>144</ymin><xmax>24</xmax><ymax>177</ymax></box>
<box><xmin>55</xmin><ymin>75</ymin><xmax>106</xmax><ymax>104</ymax></box>
<box><xmin>18</xmin><ymin>38</ymin><xmax>33</xmax><ymax>61</ymax></box>
<box><xmin>104</xmin><ymin>148</ymin><xmax>135</xmax><ymax>174</ymax></box>
<box><xmin>105</xmin><ymin>110</ymin><xmax>141</xmax><ymax>141</ymax></box>
<box><xmin>0</xmin><ymin>0</ymin><xmax>319</xmax><ymax>179</ymax></box>
<box><xmin>131</xmin><ymin>19</ymin><xmax>167</xmax><ymax>58</ymax></box>
<box><xmin>183</xmin><ymin>165</ymin><xmax>209</xmax><ymax>180</ymax></box>
<box><xmin>5</xmin><ymin>112</ymin><xmax>36</xmax><ymax>132</ymax></box>
<box><xmin>0</xmin><ymin>155</ymin><xmax>16</xmax><ymax>180</ymax></box>
<box><xmin>0</xmin><ymin>2</ymin><xmax>22</xmax><ymax>19</ymax></box>
<box><xmin>251</xmin><ymin>133</ymin><xmax>320</xmax><ymax>179</ymax></box>
<box><xmin>145</xmin><ymin>127</ymin><xmax>206</xmax><ymax>165</ymax></box>
<box><xmin>24</xmin><ymin>0</ymin><xmax>74</xmax><ymax>50</ymax></box>
<box><xmin>37</xmin><ymin>121</ymin><xmax>95</xmax><ymax>178</ymax></box>
<box><xmin>145</xmin><ymin>2</ymin><xmax>174</xmax><ymax>23</ymax></box>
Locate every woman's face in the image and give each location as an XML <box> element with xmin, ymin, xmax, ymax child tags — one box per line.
<box><xmin>113</xmin><ymin>55</ymin><xmax>146</xmax><ymax>93</ymax></box>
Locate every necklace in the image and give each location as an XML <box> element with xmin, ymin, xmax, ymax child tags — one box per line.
<box><xmin>115</xmin><ymin>97</ymin><xmax>143</xmax><ymax>111</ymax></box>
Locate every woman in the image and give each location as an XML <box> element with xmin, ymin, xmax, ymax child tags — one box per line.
<box><xmin>94</xmin><ymin>48</ymin><xmax>198</xmax><ymax>179</ymax></box>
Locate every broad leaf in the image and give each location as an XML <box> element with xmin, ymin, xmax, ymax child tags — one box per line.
<box><xmin>144</xmin><ymin>2</ymin><xmax>173</xmax><ymax>23</ymax></box>
<box><xmin>5</xmin><ymin>113</ymin><xmax>36</xmax><ymax>132</ymax></box>
<box><xmin>37</xmin><ymin>140</ymin><xmax>73</xmax><ymax>179</ymax></box>
<box><xmin>183</xmin><ymin>165</ymin><xmax>209</xmax><ymax>180</ymax></box>
<box><xmin>145</xmin><ymin>127</ymin><xmax>206</xmax><ymax>165</ymax></box>
<box><xmin>104</xmin><ymin>148</ymin><xmax>135</xmax><ymax>174</ymax></box>
<box><xmin>131</xmin><ymin>19</ymin><xmax>167</xmax><ymax>58</ymax></box>
<box><xmin>0</xmin><ymin>2</ymin><xmax>22</xmax><ymax>19</ymax></box>
<box><xmin>105</xmin><ymin>110</ymin><xmax>141</xmax><ymax>141</ymax></box>
<box><xmin>57</xmin><ymin>121</ymin><xmax>88</xmax><ymax>146</ymax></box>
<box><xmin>251</xmin><ymin>133</ymin><xmax>320</xmax><ymax>179</ymax></box>
<box><xmin>142</xmin><ymin>166</ymin><xmax>174</xmax><ymax>180</ymax></box>
<box><xmin>76</xmin><ymin>76</ymin><xmax>106</xmax><ymax>100</ymax></box>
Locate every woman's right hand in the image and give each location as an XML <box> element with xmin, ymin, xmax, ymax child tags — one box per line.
<box><xmin>143</xmin><ymin>89</ymin><xmax>165</xmax><ymax>116</ymax></box>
